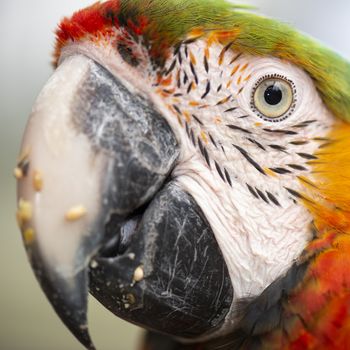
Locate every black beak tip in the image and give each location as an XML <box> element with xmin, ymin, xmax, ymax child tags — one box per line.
<box><xmin>71</xmin><ymin>326</ymin><xmax>96</xmax><ymax>350</ymax></box>
<box><xmin>47</xmin><ymin>292</ymin><xmax>96</xmax><ymax>350</ymax></box>
<box><xmin>30</xmin><ymin>258</ymin><xmax>96</xmax><ymax>350</ymax></box>
<box><xmin>47</xmin><ymin>288</ymin><xmax>96</xmax><ymax>350</ymax></box>
<box><xmin>51</xmin><ymin>298</ymin><xmax>96</xmax><ymax>350</ymax></box>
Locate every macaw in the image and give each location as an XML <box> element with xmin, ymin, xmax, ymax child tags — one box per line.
<box><xmin>16</xmin><ymin>0</ymin><xmax>350</xmax><ymax>349</ymax></box>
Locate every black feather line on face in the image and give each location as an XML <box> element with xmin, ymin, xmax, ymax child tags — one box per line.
<box><xmin>173</xmin><ymin>42</ymin><xmax>181</xmax><ymax>56</ymax></box>
<box><xmin>192</xmin><ymin>114</ymin><xmax>203</xmax><ymax>125</ymax></box>
<box><xmin>284</xmin><ymin>187</ymin><xmax>314</xmax><ymax>203</ymax></box>
<box><xmin>229</xmin><ymin>52</ymin><xmax>242</xmax><ymax>65</ymax></box>
<box><xmin>165</xmin><ymin>59</ymin><xmax>177</xmax><ymax>76</ymax></box>
<box><xmin>290</xmin><ymin>140</ymin><xmax>309</xmax><ymax>145</ymax></box>
<box><xmin>269</xmin><ymin>167</ymin><xmax>292</xmax><ymax>175</ymax></box>
<box><xmin>204</xmin><ymin>56</ymin><xmax>209</xmax><ymax>73</ymax></box>
<box><xmin>190</xmin><ymin>129</ymin><xmax>196</xmax><ymax>146</ymax></box>
<box><xmin>177</xmin><ymin>51</ymin><xmax>182</xmax><ymax>65</ymax></box>
<box><xmin>201</xmin><ymin>80</ymin><xmax>211</xmax><ymax>99</ymax></box>
<box><xmin>266</xmin><ymin>192</ymin><xmax>281</xmax><ymax>206</ymax></box>
<box><xmin>263</xmin><ymin>128</ymin><xmax>298</xmax><ymax>136</ymax></box>
<box><xmin>256</xmin><ymin>188</ymin><xmax>269</xmax><ymax>204</ymax></box>
<box><xmin>198</xmin><ymin>138</ymin><xmax>211</xmax><ymax>168</ymax></box>
<box><xmin>227</xmin><ymin>124</ymin><xmax>252</xmax><ymax>134</ymax></box>
<box><xmin>221</xmin><ymin>145</ymin><xmax>226</xmax><ymax>155</ymax></box>
<box><xmin>224</xmin><ymin>107</ymin><xmax>238</xmax><ymax>113</ymax></box>
<box><xmin>185</xmin><ymin>122</ymin><xmax>190</xmax><ymax>137</ymax></box>
<box><xmin>269</xmin><ymin>144</ymin><xmax>287</xmax><ymax>153</ymax></box>
<box><xmin>222</xmin><ymin>41</ymin><xmax>234</xmax><ymax>55</ymax></box>
<box><xmin>187</xmin><ymin>81</ymin><xmax>193</xmax><ymax>94</ymax></box>
<box><xmin>233</xmin><ymin>145</ymin><xmax>266</xmax><ymax>175</ymax></box>
<box><xmin>183</xmin><ymin>70</ymin><xmax>188</xmax><ymax>84</ymax></box>
<box><xmin>176</xmin><ymin>69</ymin><xmax>182</xmax><ymax>88</ymax></box>
<box><xmin>246</xmin><ymin>184</ymin><xmax>259</xmax><ymax>199</ymax></box>
<box><xmin>247</xmin><ymin>138</ymin><xmax>266</xmax><ymax>151</ymax></box>
<box><xmin>190</xmin><ymin>62</ymin><xmax>198</xmax><ymax>85</ymax></box>
<box><xmin>225</xmin><ymin>168</ymin><xmax>232</xmax><ymax>186</ymax></box>
<box><xmin>184</xmin><ymin>46</ymin><xmax>188</xmax><ymax>58</ymax></box>
<box><xmin>208</xmin><ymin>133</ymin><xmax>218</xmax><ymax>148</ymax></box>
<box><xmin>288</xmin><ymin>164</ymin><xmax>307</xmax><ymax>171</ymax></box>
<box><xmin>183</xmin><ymin>37</ymin><xmax>199</xmax><ymax>45</ymax></box>
<box><xmin>173</xmin><ymin>104</ymin><xmax>181</xmax><ymax>115</ymax></box>
<box><xmin>215</xmin><ymin>161</ymin><xmax>226</xmax><ymax>182</ymax></box>
<box><xmin>292</xmin><ymin>120</ymin><xmax>317</xmax><ymax>128</ymax></box>
<box><xmin>298</xmin><ymin>153</ymin><xmax>318</xmax><ymax>160</ymax></box>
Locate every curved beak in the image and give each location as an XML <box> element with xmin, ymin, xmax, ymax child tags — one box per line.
<box><xmin>16</xmin><ymin>55</ymin><xmax>179</xmax><ymax>349</ymax></box>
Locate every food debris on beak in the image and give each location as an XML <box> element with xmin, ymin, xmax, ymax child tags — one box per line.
<box><xmin>16</xmin><ymin>198</ymin><xmax>33</xmax><ymax>229</ymax></box>
<box><xmin>133</xmin><ymin>265</ymin><xmax>144</xmax><ymax>283</ymax></box>
<box><xmin>32</xmin><ymin>170</ymin><xmax>44</xmax><ymax>192</ymax></box>
<box><xmin>13</xmin><ymin>167</ymin><xmax>23</xmax><ymax>180</ymax></box>
<box><xmin>65</xmin><ymin>205</ymin><xmax>88</xmax><ymax>222</ymax></box>
<box><xmin>23</xmin><ymin>228</ymin><xmax>35</xmax><ymax>245</ymax></box>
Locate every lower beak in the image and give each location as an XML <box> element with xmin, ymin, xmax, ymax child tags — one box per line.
<box><xmin>16</xmin><ymin>54</ymin><xmax>179</xmax><ymax>349</ymax></box>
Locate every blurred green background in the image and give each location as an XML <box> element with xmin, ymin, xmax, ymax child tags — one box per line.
<box><xmin>1</xmin><ymin>1</ymin><xmax>349</xmax><ymax>349</ymax></box>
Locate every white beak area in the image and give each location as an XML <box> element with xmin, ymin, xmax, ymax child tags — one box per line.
<box><xmin>17</xmin><ymin>55</ymin><xmax>107</xmax><ymax>279</ymax></box>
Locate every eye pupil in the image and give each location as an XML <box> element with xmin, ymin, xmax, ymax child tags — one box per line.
<box><xmin>264</xmin><ymin>85</ymin><xmax>283</xmax><ymax>106</ymax></box>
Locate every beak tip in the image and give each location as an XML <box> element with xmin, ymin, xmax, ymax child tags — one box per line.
<box><xmin>73</xmin><ymin>327</ymin><xmax>95</xmax><ymax>350</ymax></box>
<box><xmin>30</xmin><ymin>260</ymin><xmax>94</xmax><ymax>350</ymax></box>
<box><xmin>55</xmin><ymin>310</ymin><xmax>95</xmax><ymax>350</ymax></box>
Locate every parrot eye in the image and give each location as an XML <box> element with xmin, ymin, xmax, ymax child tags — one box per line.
<box><xmin>252</xmin><ymin>75</ymin><xmax>295</xmax><ymax>121</ymax></box>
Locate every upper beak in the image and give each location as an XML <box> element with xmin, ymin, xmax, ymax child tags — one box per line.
<box><xmin>16</xmin><ymin>54</ymin><xmax>179</xmax><ymax>349</ymax></box>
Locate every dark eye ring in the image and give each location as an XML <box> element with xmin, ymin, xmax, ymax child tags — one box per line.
<box><xmin>251</xmin><ymin>74</ymin><xmax>296</xmax><ymax>122</ymax></box>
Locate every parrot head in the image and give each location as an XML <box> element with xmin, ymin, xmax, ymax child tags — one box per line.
<box><xmin>16</xmin><ymin>1</ymin><xmax>350</xmax><ymax>349</ymax></box>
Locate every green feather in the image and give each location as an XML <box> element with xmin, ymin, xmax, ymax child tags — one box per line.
<box><xmin>117</xmin><ymin>0</ymin><xmax>350</xmax><ymax>122</ymax></box>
